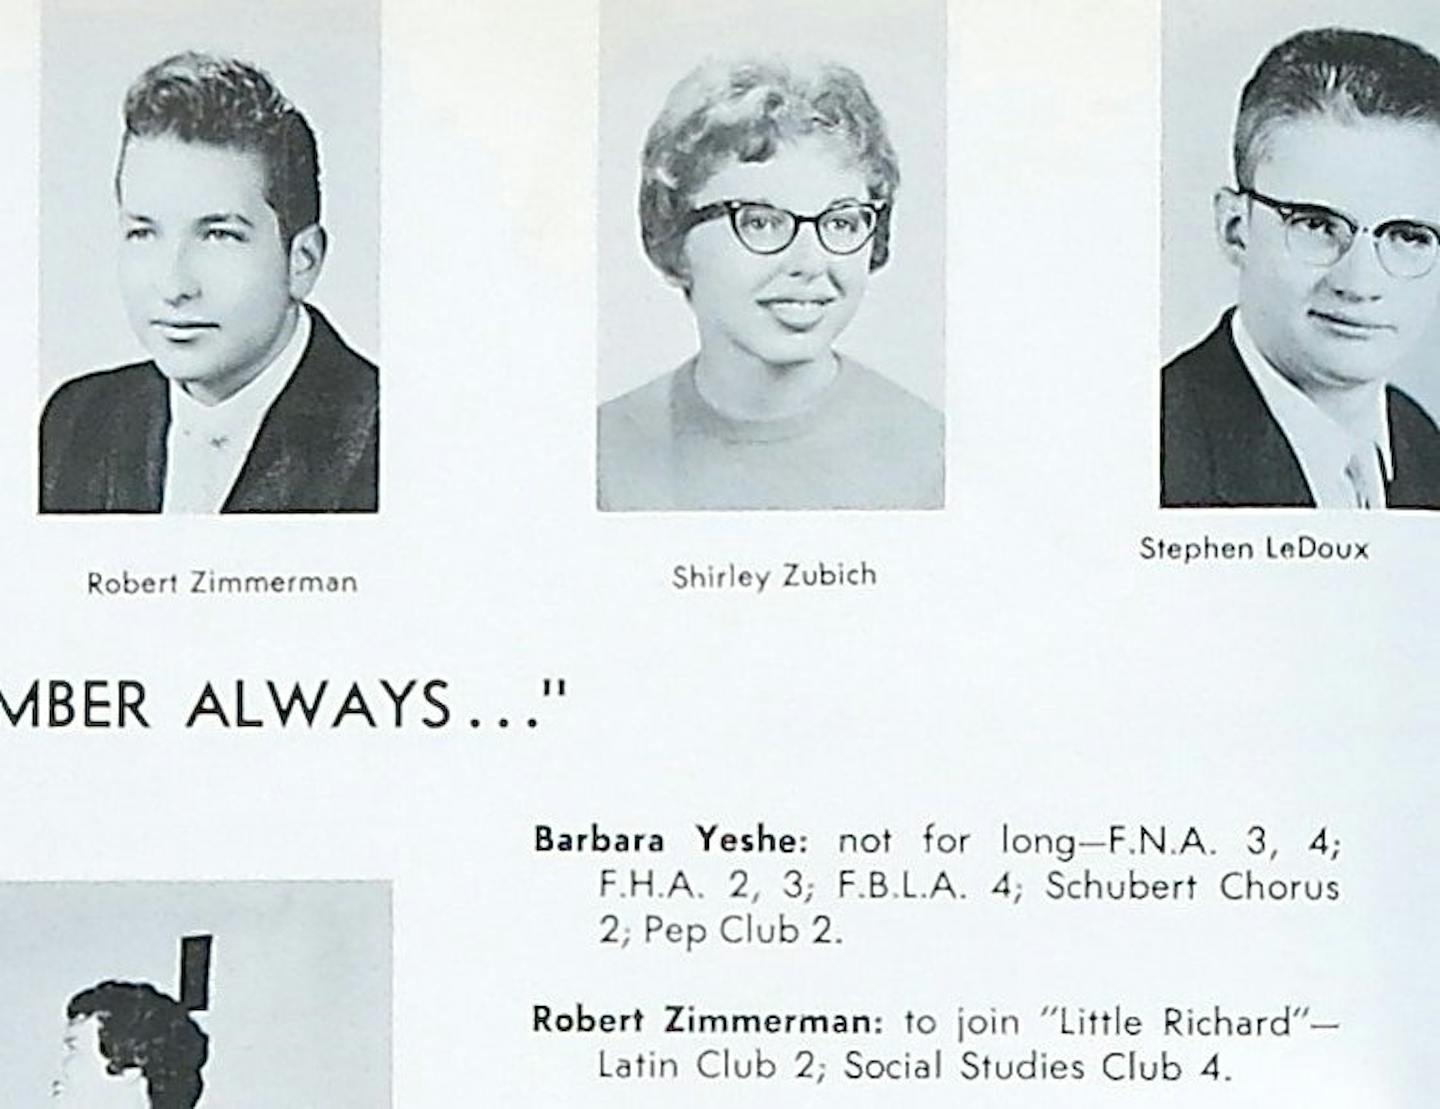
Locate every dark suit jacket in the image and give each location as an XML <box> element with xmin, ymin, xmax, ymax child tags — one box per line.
<box><xmin>40</xmin><ymin>306</ymin><xmax>378</xmax><ymax>513</ymax></box>
<box><xmin>1161</xmin><ymin>311</ymin><xmax>1440</xmax><ymax>508</ymax></box>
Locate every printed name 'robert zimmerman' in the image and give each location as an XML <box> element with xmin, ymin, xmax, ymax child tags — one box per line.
<box><xmin>87</xmin><ymin>568</ymin><xmax>360</xmax><ymax>596</ymax></box>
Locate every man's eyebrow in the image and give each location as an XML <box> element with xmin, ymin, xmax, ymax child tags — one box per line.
<box><xmin>120</xmin><ymin>211</ymin><xmax>155</xmax><ymax>223</ymax></box>
<box><xmin>1251</xmin><ymin>193</ymin><xmax>1338</xmax><ymax>212</ymax></box>
<box><xmin>1274</xmin><ymin>196</ymin><xmax>1440</xmax><ymax>224</ymax></box>
<box><xmin>196</xmin><ymin>212</ymin><xmax>256</xmax><ymax>228</ymax></box>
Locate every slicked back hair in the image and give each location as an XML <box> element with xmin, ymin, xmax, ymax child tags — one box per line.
<box><xmin>1234</xmin><ymin>27</ymin><xmax>1440</xmax><ymax>189</ymax></box>
<box><xmin>118</xmin><ymin>51</ymin><xmax>320</xmax><ymax>247</ymax></box>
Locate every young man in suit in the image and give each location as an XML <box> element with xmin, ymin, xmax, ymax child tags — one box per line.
<box><xmin>1163</xmin><ymin>28</ymin><xmax>1440</xmax><ymax>509</ymax></box>
<box><xmin>40</xmin><ymin>52</ymin><xmax>378</xmax><ymax>514</ymax></box>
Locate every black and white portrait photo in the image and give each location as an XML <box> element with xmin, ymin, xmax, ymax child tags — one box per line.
<box><xmin>1162</xmin><ymin>3</ymin><xmax>1440</xmax><ymax>509</ymax></box>
<box><xmin>0</xmin><ymin>881</ymin><xmax>390</xmax><ymax>1107</ymax></box>
<box><xmin>597</xmin><ymin>0</ymin><xmax>945</xmax><ymax>512</ymax></box>
<box><xmin>38</xmin><ymin>0</ymin><xmax>379</xmax><ymax>515</ymax></box>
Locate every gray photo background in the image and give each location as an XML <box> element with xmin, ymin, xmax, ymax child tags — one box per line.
<box><xmin>0</xmin><ymin>881</ymin><xmax>391</xmax><ymax>1106</ymax></box>
<box><xmin>598</xmin><ymin>0</ymin><xmax>946</xmax><ymax>408</ymax></box>
<box><xmin>39</xmin><ymin>0</ymin><xmax>380</xmax><ymax>396</ymax></box>
<box><xmin>1162</xmin><ymin>0</ymin><xmax>1440</xmax><ymax>419</ymax></box>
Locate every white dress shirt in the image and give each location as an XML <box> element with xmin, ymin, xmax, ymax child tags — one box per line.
<box><xmin>162</xmin><ymin>310</ymin><xmax>311</xmax><ymax>514</ymax></box>
<box><xmin>1232</xmin><ymin>312</ymin><xmax>1392</xmax><ymax>509</ymax></box>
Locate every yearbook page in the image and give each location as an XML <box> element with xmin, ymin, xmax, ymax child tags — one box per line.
<box><xmin>1</xmin><ymin>0</ymin><xmax>1436</xmax><ymax>1105</ymax></box>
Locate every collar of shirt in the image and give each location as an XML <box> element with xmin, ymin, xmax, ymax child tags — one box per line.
<box><xmin>1231</xmin><ymin>310</ymin><xmax>1393</xmax><ymax>507</ymax></box>
<box><xmin>162</xmin><ymin>307</ymin><xmax>312</xmax><ymax>514</ymax></box>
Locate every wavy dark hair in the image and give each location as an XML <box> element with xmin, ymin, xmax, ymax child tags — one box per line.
<box><xmin>117</xmin><ymin>51</ymin><xmax>321</xmax><ymax>246</ymax></box>
<box><xmin>68</xmin><ymin>981</ymin><xmax>209</xmax><ymax>1109</ymax></box>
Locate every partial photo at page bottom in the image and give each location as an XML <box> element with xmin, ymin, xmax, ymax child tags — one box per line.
<box><xmin>0</xmin><ymin>881</ymin><xmax>391</xmax><ymax>1107</ymax></box>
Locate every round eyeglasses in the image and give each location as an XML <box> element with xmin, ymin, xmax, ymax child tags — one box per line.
<box><xmin>680</xmin><ymin>199</ymin><xmax>885</xmax><ymax>256</ymax></box>
<box><xmin>1243</xmin><ymin>189</ymin><xmax>1440</xmax><ymax>279</ymax></box>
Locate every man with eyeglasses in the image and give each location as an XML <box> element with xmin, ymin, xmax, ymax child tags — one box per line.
<box><xmin>1162</xmin><ymin>27</ymin><xmax>1440</xmax><ymax>509</ymax></box>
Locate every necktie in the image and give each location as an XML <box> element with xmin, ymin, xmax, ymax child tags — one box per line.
<box><xmin>1343</xmin><ymin>445</ymin><xmax>1384</xmax><ymax>510</ymax></box>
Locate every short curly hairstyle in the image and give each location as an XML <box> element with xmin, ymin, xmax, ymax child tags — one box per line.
<box><xmin>639</xmin><ymin>56</ymin><xmax>900</xmax><ymax>281</ymax></box>
<box><xmin>67</xmin><ymin>981</ymin><xmax>209</xmax><ymax>1109</ymax></box>
<box><xmin>1234</xmin><ymin>28</ymin><xmax>1440</xmax><ymax>189</ymax></box>
<box><xmin>117</xmin><ymin>51</ymin><xmax>321</xmax><ymax>247</ymax></box>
